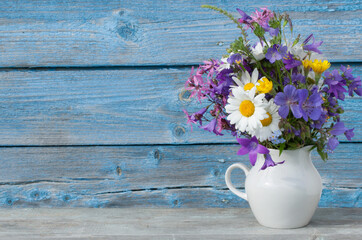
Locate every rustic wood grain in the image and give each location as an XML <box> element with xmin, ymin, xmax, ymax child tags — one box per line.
<box><xmin>1</xmin><ymin>65</ymin><xmax>361</xmax><ymax>145</ymax></box>
<box><xmin>0</xmin><ymin>144</ymin><xmax>360</xmax><ymax>208</ymax></box>
<box><xmin>0</xmin><ymin>0</ymin><xmax>360</xmax><ymax>67</ymax></box>
<box><xmin>0</xmin><ymin>208</ymin><xmax>360</xmax><ymax>239</ymax></box>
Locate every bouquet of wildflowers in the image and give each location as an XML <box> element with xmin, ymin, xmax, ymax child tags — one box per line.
<box><xmin>183</xmin><ymin>6</ymin><xmax>361</xmax><ymax>169</ymax></box>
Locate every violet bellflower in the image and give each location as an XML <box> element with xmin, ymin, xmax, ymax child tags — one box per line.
<box><xmin>340</xmin><ymin>65</ymin><xmax>362</xmax><ymax>96</ymax></box>
<box><xmin>344</xmin><ymin>128</ymin><xmax>355</xmax><ymax>141</ymax></box>
<box><xmin>274</xmin><ymin>85</ymin><xmax>303</xmax><ymax>119</ymax></box>
<box><xmin>330</xmin><ymin>121</ymin><xmax>348</xmax><ymax>135</ymax></box>
<box><xmin>183</xmin><ymin>108</ymin><xmax>207</xmax><ymax>131</ymax></box>
<box><xmin>323</xmin><ymin>70</ymin><xmax>347</xmax><ymax>100</ymax></box>
<box><xmin>261</xmin><ymin>153</ymin><xmax>284</xmax><ymax>170</ymax></box>
<box><xmin>282</xmin><ymin>53</ymin><xmax>302</xmax><ymax>70</ymax></box>
<box><xmin>265</xmin><ymin>44</ymin><xmax>287</xmax><ymax>64</ymax></box>
<box><xmin>327</xmin><ymin>137</ymin><xmax>339</xmax><ymax>151</ymax></box>
<box><xmin>303</xmin><ymin>34</ymin><xmax>323</xmax><ymax>54</ymax></box>
<box><xmin>236</xmin><ymin>8</ymin><xmax>253</xmax><ymax>28</ymax></box>
<box><xmin>298</xmin><ymin>88</ymin><xmax>323</xmax><ymax>121</ymax></box>
<box><xmin>199</xmin><ymin>118</ymin><xmax>223</xmax><ymax>136</ymax></box>
<box><xmin>237</xmin><ymin>136</ymin><xmax>269</xmax><ymax>166</ymax></box>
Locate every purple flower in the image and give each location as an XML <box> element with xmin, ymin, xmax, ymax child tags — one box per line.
<box><xmin>323</xmin><ymin>70</ymin><xmax>347</xmax><ymax>100</ymax></box>
<box><xmin>339</xmin><ymin>65</ymin><xmax>362</xmax><ymax>96</ymax></box>
<box><xmin>282</xmin><ymin>53</ymin><xmax>302</xmax><ymax>70</ymax></box>
<box><xmin>261</xmin><ymin>154</ymin><xmax>284</xmax><ymax>170</ymax></box>
<box><xmin>236</xmin><ymin>8</ymin><xmax>253</xmax><ymax>28</ymax></box>
<box><xmin>348</xmin><ymin>76</ymin><xmax>362</xmax><ymax>96</ymax></box>
<box><xmin>262</xmin><ymin>24</ymin><xmax>279</xmax><ymax>37</ymax></box>
<box><xmin>183</xmin><ymin>108</ymin><xmax>207</xmax><ymax>131</ymax></box>
<box><xmin>274</xmin><ymin>85</ymin><xmax>303</xmax><ymax>119</ymax></box>
<box><xmin>199</xmin><ymin>118</ymin><xmax>223</xmax><ymax>136</ymax></box>
<box><xmin>345</xmin><ymin>128</ymin><xmax>354</xmax><ymax>141</ymax></box>
<box><xmin>265</xmin><ymin>44</ymin><xmax>287</xmax><ymax>64</ymax></box>
<box><xmin>292</xmin><ymin>73</ymin><xmax>306</xmax><ymax>84</ymax></box>
<box><xmin>227</xmin><ymin>53</ymin><xmax>242</xmax><ymax>65</ymax></box>
<box><xmin>237</xmin><ymin>136</ymin><xmax>269</xmax><ymax>166</ymax></box>
<box><xmin>311</xmin><ymin>108</ymin><xmax>328</xmax><ymax>129</ymax></box>
<box><xmin>298</xmin><ymin>89</ymin><xmax>323</xmax><ymax>121</ymax></box>
<box><xmin>327</xmin><ymin>137</ymin><xmax>339</xmax><ymax>151</ymax></box>
<box><xmin>284</xmin><ymin>73</ymin><xmax>306</xmax><ymax>85</ymax></box>
<box><xmin>303</xmin><ymin>34</ymin><xmax>323</xmax><ymax>54</ymax></box>
<box><xmin>330</xmin><ymin>122</ymin><xmax>348</xmax><ymax>136</ymax></box>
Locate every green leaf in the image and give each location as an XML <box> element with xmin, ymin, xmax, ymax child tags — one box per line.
<box><xmin>317</xmin><ymin>147</ymin><xmax>328</xmax><ymax>161</ymax></box>
<box><xmin>253</xmin><ymin>25</ymin><xmax>265</xmax><ymax>38</ymax></box>
<box><xmin>292</xmin><ymin>34</ymin><xmax>300</xmax><ymax>47</ymax></box>
<box><xmin>279</xmin><ymin>142</ymin><xmax>285</xmax><ymax>156</ymax></box>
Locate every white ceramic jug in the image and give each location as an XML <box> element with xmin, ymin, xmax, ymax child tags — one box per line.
<box><xmin>225</xmin><ymin>146</ymin><xmax>322</xmax><ymax>229</ymax></box>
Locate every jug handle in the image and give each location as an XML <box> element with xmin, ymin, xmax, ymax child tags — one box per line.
<box><xmin>225</xmin><ymin>163</ymin><xmax>250</xmax><ymax>201</ymax></box>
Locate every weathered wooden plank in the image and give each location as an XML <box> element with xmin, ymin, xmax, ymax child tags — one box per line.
<box><xmin>0</xmin><ymin>209</ymin><xmax>360</xmax><ymax>239</ymax></box>
<box><xmin>0</xmin><ymin>144</ymin><xmax>360</xmax><ymax>207</ymax></box>
<box><xmin>0</xmin><ymin>184</ymin><xmax>359</xmax><ymax>208</ymax></box>
<box><xmin>0</xmin><ymin>0</ymin><xmax>360</xmax><ymax>67</ymax></box>
<box><xmin>1</xmin><ymin>65</ymin><xmax>361</xmax><ymax>145</ymax></box>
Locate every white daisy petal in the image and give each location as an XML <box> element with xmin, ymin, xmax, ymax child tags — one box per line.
<box><xmin>251</xmin><ymin>68</ymin><xmax>259</xmax><ymax>84</ymax></box>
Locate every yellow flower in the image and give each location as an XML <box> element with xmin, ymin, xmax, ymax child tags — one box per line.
<box><xmin>256</xmin><ymin>77</ymin><xmax>273</xmax><ymax>94</ymax></box>
<box><xmin>311</xmin><ymin>59</ymin><xmax>331</xmax><ymax>74</ymax></box>
<box><xmin>302</xmin><ymin>59</ymin><xmax>312</xmax><ymax>69</ymax></box>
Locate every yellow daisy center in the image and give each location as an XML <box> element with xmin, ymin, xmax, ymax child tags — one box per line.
<box><xmin>256</xmin><ymin>77</ymin><xmax>273</xmax><ymax>93</ymax></box>
<box><xmin>244</xmin><ymin>83</ymin><xmax>255</xmax><ymax>91</ymax></box>
<box><xmin>311</xmin><ymin>59</ymin><xmax>331</xmax><ymax>74</ymax></box>
<box><xmin>260</xmin><ymin>112</ymin><xmax>272</xmax><ymax>127</ymax></box>
<box><xmin>239</xmin><ymin>100</ymin><xmax>255</xmax><ymax>117</ymax></box>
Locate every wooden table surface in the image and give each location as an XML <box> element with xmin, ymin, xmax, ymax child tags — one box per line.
<box><xmin>0</xmin><ymin>208</ymin><xmax>361</xmax><ymax>239</ymax></box>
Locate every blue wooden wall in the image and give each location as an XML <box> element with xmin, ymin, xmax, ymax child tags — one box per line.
<box><xmin>0</xmin><ymin>0</ymin><xmax>361</xmax><ymax>208</ymax></box>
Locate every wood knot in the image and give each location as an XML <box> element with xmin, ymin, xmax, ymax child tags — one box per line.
<box><xmin>150</xmin><ymin>149</ymin><xmax>163</xmax><ymax>165</ymax></box>
<box><xmin>179</xmin><ymin>88</ymin><xmax>191</xmax><ymax>102</ymax></box>
<box><xmin>173</xmin><ymin>125</ymin><xmax>186</xmax><ymax>138</ymax></box>
<box><xmin>29</xmin><ymin>190</ymin><xmax>50</xmax><ymax>201</ymax></box>
<box><xmin>212</xmin><ymin>169</ymin><xmax>221</xmax><ymax>176</ymax></box>
<box><xmin>116</xmin><ymin>166</ymin><xmax>122</xmax><ymax>176</ymax></box>
<box><xmin>116</xmin><ymin>9</ymin><xmax>139</xmax><ymax>41</ymax></box>
<box><xmin>117</xmin><ymin>22</ymin><xmax>139</xmax><ymax>41</ymax></box>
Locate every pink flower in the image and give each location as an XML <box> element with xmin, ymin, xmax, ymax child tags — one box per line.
<box><xmin>251</xmin><ymin>7</ymin><xmax>274</xmax><ymax>27</ymax></box>
<box><xmin>185</xmin><ymin>67</ymin><xmax>207</xmax><ymax>102</ymax></box>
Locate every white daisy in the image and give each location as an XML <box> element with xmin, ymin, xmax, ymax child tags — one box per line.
<box><xmin>252</xmin><ymin>99</ymin><xmax>281</xmax><ymax>142</ymax></box>
<box><xmin>225</xmin><ymin>87</ymin><xmax>267</xmax><ymax>134</ymax></box>
<box><xmin>232</xmin><ymin>68</ymin><xmax>259</xmax><ymax>91</ymax></box>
